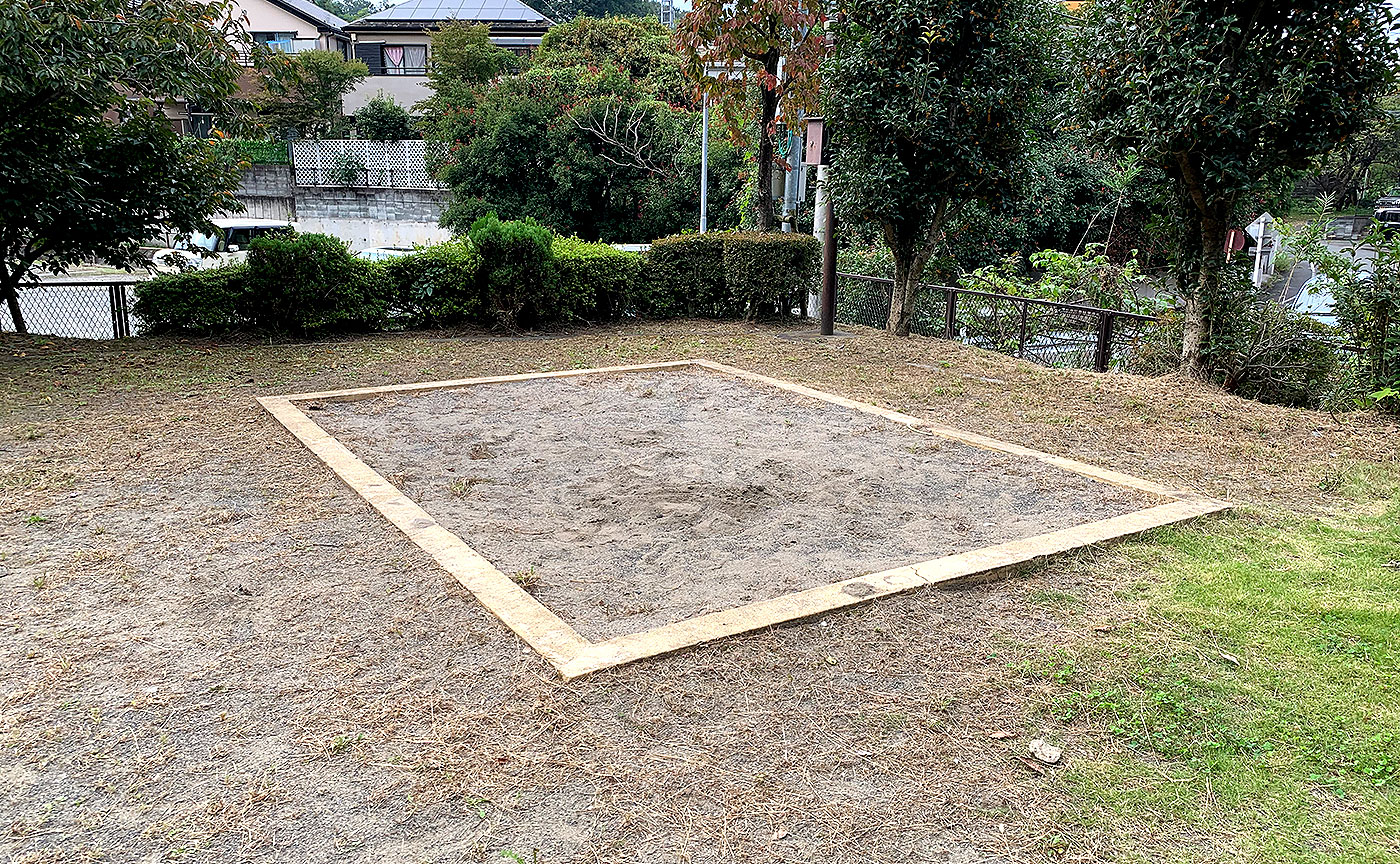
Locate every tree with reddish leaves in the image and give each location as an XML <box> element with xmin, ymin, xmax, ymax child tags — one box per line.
<box><xmin>675</xmin><ymin>0</ymin><xmax>827</xmax><ymax>231</ymax></box>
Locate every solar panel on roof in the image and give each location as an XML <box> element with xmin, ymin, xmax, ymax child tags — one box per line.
<box><xmin>356</xmin><ymin>0</ymin><xmax>545</xmax><ymax>21</ymax></box>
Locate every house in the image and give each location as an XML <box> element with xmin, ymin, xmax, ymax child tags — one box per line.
<box><xmin>342</xmin><ymin>0</ymin><xmax>554</xmax><ymax>112</ymax></box>
<box><xmin>236</xmin><ymin>0</ymin><xmax>352</xmax><ymax>59</ymax></box>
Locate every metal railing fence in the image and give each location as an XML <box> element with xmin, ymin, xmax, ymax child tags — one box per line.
<box><xmin>835</xmin><ymin>272</ymin><xmax>1162</xmax><ymax>372</ymax></box>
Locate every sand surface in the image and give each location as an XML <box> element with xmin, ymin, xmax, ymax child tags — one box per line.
<box><xmin>314</xmin><ymin>367</ymin><xmax>1155</xmax><ymax>640</ymax></box>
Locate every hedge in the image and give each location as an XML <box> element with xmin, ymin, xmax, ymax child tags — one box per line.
<box><xmin>215</xmin><ymin>138</ymin><xmax>291</xmax><ymax>166</ymax></box>
<box><xmin>553</xmin><ymin>236</ymin><xmax>644</xmax><ymax>321</ymax></box>
<box><xmin>643</xmin><ymin>232</ymin><xmax>821</xmax><ymax>319</ymax></box>
<box><xmin>134</xmin><ymin>224</ymin><xmax>821</xmax><ymax>336</ymax></box>
<box><xmin>383</xmin><ymin>240</ymin><xmax>482</xmax><ymax>326</ymax></box>
<box><xmin>135</xmin><ymin>233</ymin><xmax>388</xmax><ymax>336</ymax></box>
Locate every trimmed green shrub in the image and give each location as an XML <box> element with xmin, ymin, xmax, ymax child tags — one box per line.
<box><xmin>641</xmin><ymin>233</ymin><xmax>727</xmax><ymax>317</ymax></box>
<box><xmin>469</xmin><ymin>214</ymin><xmax>555</xmax><ymax>327</ymax></box>
<box><xmin>383</xmin><ymin>240</ymin><xmax>482</xmax><ymax>326</ymax></box>
<box><xmin>641</xmin><ymin>232</ymin><xmax>820</xmax><ymax>319</ymax></box>
<box><xmin>134</xmin><ymin>265</ymin><xmax>249</xmax><ymax>334</ymax></box>
<box><xmin>723</xmin><ymin>232</ymin><xmax>821</xmax><ymax>319</ymax></box>
<box><xmin>241</xmin><ymin>233</ymin><xmax>389</xmax><ymax>334</ymax></box>
<box><xmin>552</xmin><ymin>237</ymin><xmax>643</xmax><ymax>321</ymax></box>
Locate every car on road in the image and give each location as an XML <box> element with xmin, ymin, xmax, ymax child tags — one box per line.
<box><xmin>355</xmin><ymin>245</ymin><xmax>417</xmax><ymax>261</ymax></box>
<box><xmin>150</xmin><ymin>219</ymin><xmax>294</xmax><ymax>272</ymax></box>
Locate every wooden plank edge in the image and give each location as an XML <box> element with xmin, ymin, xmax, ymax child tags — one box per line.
<box><xmin>689</xmin><ymin>359</ymin><xmax>1185</xmax><ymax>500</ymax></box>
<box><xmin>271</xmin><ymin>360</ymin><xmax>703</xmax><ymax>404</ymax></box>
<box><xmin>555</xmin><ymin>496</ymin><xmax>1230</xmax><ymax>679</ymax></box>
<box><xmin>257</xmin><ymin>395</ymin><xmax>593</xmax><ymax>669</ymax></box>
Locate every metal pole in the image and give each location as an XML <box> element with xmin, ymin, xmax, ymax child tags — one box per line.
<box><xmin>819</xmin><ymin>165</ymin><xmax>835</xmax><ymax>336</ymax></box>
<box><xmin>699</xmin><ymin>92</ymin><xmax>709</xmax><ymax>234</ymax></box>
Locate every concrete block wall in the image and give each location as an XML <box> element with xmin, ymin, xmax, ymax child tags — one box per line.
<box><xmin>229</xmin><ymin>166</ymin><xmax>450</xmax><ymax>250</ymax></box>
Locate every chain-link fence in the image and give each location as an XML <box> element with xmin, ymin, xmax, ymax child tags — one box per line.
<box><xmin>835</xmin><ymin>272</ymin><xmax>1161</xmax><ymax>372</ymax></box>
<box><xmin>1</xmin><ymin>282</ymin><xmax>141</xmax><ymax>340</ymax></box>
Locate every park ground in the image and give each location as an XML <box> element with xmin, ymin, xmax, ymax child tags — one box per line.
<box><xmin>1</xmin><ymin>321</ymin><xmax>1397</xmax><ymax>864</ymax></box>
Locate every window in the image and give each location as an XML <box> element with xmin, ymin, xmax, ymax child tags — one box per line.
<box><xmin>382</xmin><ymin>44</ymin><xmax>427</xmax><ymax>75</ymax></box>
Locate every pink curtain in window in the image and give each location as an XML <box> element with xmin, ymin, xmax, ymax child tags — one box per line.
<box><xmin>384</xmin><ymin>45</ymin><xmax>404</xmax><ymax>73</ymax></box>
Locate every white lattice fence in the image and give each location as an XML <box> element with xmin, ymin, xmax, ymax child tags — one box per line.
<box><xmin>291</xmin><ymin>139</ymin><xmax>447</xmax><ymax>190</ymax></box>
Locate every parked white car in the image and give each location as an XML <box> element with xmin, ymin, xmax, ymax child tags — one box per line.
<box><xmin>355</xmin><ymin>245</ymin><xmax>417</xmax><ymax>261</ymax></box>
<box><xmin>150</xmin><ymin>219</ymin><xmax>294</xmax><ymax>272</ymax></box>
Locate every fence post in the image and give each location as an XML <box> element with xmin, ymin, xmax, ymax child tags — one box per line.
<box><xmin>107</xmin><ymin>284</ymin><xmax>132</xmax><ymax>338</ymax></box>
<box><xmin>1017</xmin><ymin>302</ymin><xmax>1028</xmax><ymax>358</ymax></box>
<box><xmin>944</xmin><ymin>289</ymin><xmax>957</xmax><ymax>340</ymax></box>
<box><xmin>1094</xmin><ymin>311</ymin><xmax>1114</xmax><ymax>372</ymax></box>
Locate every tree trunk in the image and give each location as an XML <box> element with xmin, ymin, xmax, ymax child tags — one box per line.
<box><xmin>1</xmin><ymin>283</ymin><xmax>26</xmax><ymax>335</ymax></box>
<box><xmin>887</xmin><ymin>251</ymin><xmax>930</xmax><ymax>337</ymax></box>
<box><xmin>752</xmin><ymin>53</ymin><xmax>781</xmax><ymax>232</ymax></box>
<box><xmin>1182</xmin><ymin>209</ymin><xmax>1228</xmax><ymax>377</ymax></box>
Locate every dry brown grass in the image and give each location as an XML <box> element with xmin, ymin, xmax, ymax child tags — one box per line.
<box><xmin>1</xmin><ymin>321</ymin><xmax>1395</xmax><ymax>863</ymax></box>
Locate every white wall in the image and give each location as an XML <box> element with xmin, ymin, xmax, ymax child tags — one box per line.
<box><xmin>344</xmin><ymin>76</ymin><xmax>432</xmax><ymax>113</ymax></box>
<box><xmin>293</xmin><ymin>217</ymin><xmax>451</xmax><ymax>250</ymax></box>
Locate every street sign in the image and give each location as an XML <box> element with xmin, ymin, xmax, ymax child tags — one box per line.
<box><xmin>1225</xmin><ymin>229</ymin><xmax>1247</xmax><ymax>253</ymax></box>
<box><xmin>1245</xmin><ymin>212</ymin><xmax>1273</xmax><ymax>241</ymax></box>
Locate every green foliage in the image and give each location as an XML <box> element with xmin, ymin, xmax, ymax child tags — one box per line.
<box><xmin>642</xmin><ymin>232</ymin><xmax>819</xmax><ymax>319</ymax></box>
<box><xmin>214</xmin><ymin>138</ymin><xmax>290</xmax><ymax>165</ymax></box>
<box><xmin>241</xmin><ymin>233</ymin><xmax>388</xmax><ymax>334</ymax></box>
<box><xmin>1210</xmin><ymin>295</ymin><xmax>1342</xmax><ymax>407</ymax></box>
<box><xmin>1077</xmin><ymin>0</ymin><xmax>1398</xmax><ymax>372</ymax></box>
<box><xmin>1284</xmin><ymin>218</ymin><xmax>1400</xmax><ymax>412</ymax></box>
<box><xmin>552</xmin><ymin>237</ymin><xmax>644</xmax><ymax>321</ymax></box>
<box><xmin>523</xmin><ymin>0</ymin><xmax>658</xmax><ymax>22</ymax></box>
<box><xmin>965</xmin><ymin>245</ymin><xmax>1163</xmax><ymax>316</ymax></box>
<box><xmin>253</xmin><ymin>49</ymin><xmax>369</xmax><ymax>138</ymax></box>
<box><xmin>0</xmin><ymin>0</ymin><xmax>249</xmax><ymax>334</ymax></box>
<box><xmin>382</xmin><ymin>240</ymin><xmax>482</xmax><ymax>326</ymax></box>
<box><xmin>468</xmin><ymin>214</ymin><xmax>557</xmax><ymax>327</ymax></box>
<box><xmin>420</xmin><ymin>21</ymin><xmax>521</xmax><ymax>120</ymax></box>
<box><xmin>723</xmin><ymin>232</ymin><xmax>821</xmax><ymax>319</ymax></box>
<box><xmin>825</xmin><ymin>0</ymin><xmax>1055</xmax><ymax>334</ymax></box>
<box><xmin>536</xmin><ymin>16</ymin><xmax>686</xmax><ymax>105</ymax></box>
<box><xmin>435</xmin><ymin>64</ymin><xmax>743</xmax><ymax>242</ymax></box>
<box><xmin>136</xmin><ymin>233</ymin><xmax>388</xmax><ymax>335</ymax></box>
<box><xmin>354</xmin><ymin>96</ymin><xmax>416</xmax><ymax>141</ymax></box>
<box><xmin>133</xmin><ymin>266</ymin><xmax>249</xmax><ymax>334</ymax></box>
<box><xmin>308</xmin><ymin>0</ymin><xmax>384</xmax><ymax>21</ymax></box>
<box><xmin>641</xmin><ymin>234</ymin><xmax>728</xmax><ymax>317</ymax></box>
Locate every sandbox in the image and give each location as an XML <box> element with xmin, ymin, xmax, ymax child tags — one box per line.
<box><xmin>260</xmin><ymin>360</ymin><xmax>1229</xmax><ymax>678</ymax></box>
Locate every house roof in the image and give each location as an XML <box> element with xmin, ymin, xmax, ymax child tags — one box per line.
<box><xmin>265</xmin><ymin>0</ymin><xmax>350</xmax><ymax>32</ymax></box>
<box><xmin>349</xmin><ymin>0</ymin><xmax>551</xmax><ymax>26</ymax></box>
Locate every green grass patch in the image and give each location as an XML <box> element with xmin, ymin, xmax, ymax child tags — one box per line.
<box><xmin>1027</xmin><ymin>468</ymin><xmax>1400</xmax><ymax>863</ymax></box>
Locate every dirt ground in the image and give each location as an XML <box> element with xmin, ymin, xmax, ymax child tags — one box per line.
<box><xmin>314</xmin><ymin>367</ymin><xmax>1153</xmax><ymax>641</ymax></box>
<box><xmin>1</xmin><ymin>321</ymin><xmax>1395</xmax><ymax>864</ymax></box>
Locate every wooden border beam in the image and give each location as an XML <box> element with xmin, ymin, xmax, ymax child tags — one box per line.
<box><xmin>258</xmin><ymin>361</ymin><xmax>1230</xmax><ymax>679</ymax></box>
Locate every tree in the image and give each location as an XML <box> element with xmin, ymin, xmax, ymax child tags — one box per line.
<box><xmin>536</xmin><ymin>15</ymin><xmax>686</xmax><ymax>104</ymax></box>
<box><xmin>433</xmin><ymin>65</ymin><xmax>744</xmax><ymax>241</ymax></box>
<box><xmin>253</xmin><ymin>49</ymin><xmax>368</xmax><ymax>138</ymax></box>
<box><xmin>309</xmin><ymin>0</ymin><xmax>386</xmax><ymax>21</ymax></box>
<box><xmin>0</xmin><ymin>0</ymin><xmax>248</xmax><ymax>333</ymax></box>
<box><xmin>355</xmin><ymin>95</ymin><xmax>417</xmax><ymax>140</ymax></box>
<box><xmin>676</xmin><ymin>0</ymin><xmax>826</xmax><ymax>230</ymax></box>
<box><xmin>426</xmin><ymin>22</ymin><xmax>520</xmax><ymax>94</ymax></box>
<box><xmin>1308</xmin><ymin>92</ymin><xmax>1400</xmax><ymax>204</ymax></box>
<box><xmin>523</xmin><ymin>0</ymin><xmax>659</xmax><ymax>21</ymax></box>
<box><xmin>1077</xmin><ymin>0</ymin><xmax>1397</xmax><ymax>376</ymax></box>
<box><xmin>824</xmin><ymin>0</ymin><xmax>1054</xmax><ymax>334</ymax></box>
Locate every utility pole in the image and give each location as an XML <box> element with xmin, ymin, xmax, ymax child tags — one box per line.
<box><xmin>807</xmin><ymin>115</ymin><xmax>834</xmax><ymax>336</ymax></box>
<box><xmin>699</xmin><ymin>92</ymin><xmax>709</xmax><ymax>233</ymax></box>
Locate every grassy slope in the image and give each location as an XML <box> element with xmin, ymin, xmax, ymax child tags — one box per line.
<box><xmin>1028</xmin><ymin>468</ymin><xmax>1400</xmax><ymax>863</ymax></box>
